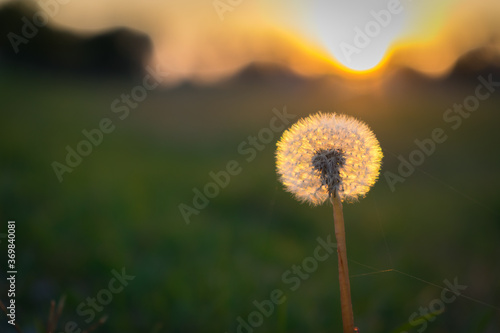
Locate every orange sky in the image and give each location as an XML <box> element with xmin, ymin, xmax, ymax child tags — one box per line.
<box><xmin>5</xmin><ymin>0</ymin><xmax>500</xmax><ymax>83</ymax></box>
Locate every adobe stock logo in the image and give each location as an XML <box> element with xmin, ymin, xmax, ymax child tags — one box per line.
<box><xmin>51</xmin><ymin>65</ymin><xmax>168</xmax><ymax>183</ymax></box>
<box><xmin>385</xmin><ymin>74</ymin><xmax>500</xmax><ymax>192</ymax></box>
<box><xmin>58</xmin><ymin>267</ymin><xmax>135</xmax><ymax>333</ymax></box>
<box><xmin>401</xmin><ymin>277</ymin><xmax>467</xmax><ymax>333</ymax></box>
<box><xmin>212</xmin><ymin>0</ymin><xmax>243</xmax><ymax>21</ymax></box>
<box><xmin>226</xmin><ymin>235</ymin><xmax>337</xmax><ymax>333</ymax></box>
<box><xmin>339</xmin><ymin>0</ymin><xmax>404</xmax><ymax>65</ymax></box>
<box><xmin>7</xmin><ymin>0</ymin><xmax>72</xmax><ymax>54</ymax></box>
<box><xmin>179</xmin><ymin>106</ymin><xmax>296</xmax><ymax>224</ymax></box>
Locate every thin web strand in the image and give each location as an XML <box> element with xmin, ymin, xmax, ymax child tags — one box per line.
<box><xmin>384</xmin><ymin>149</ymin><xmax>499</xmax><ymax>218</ymax></box>
<box><xmin>347</xmin><ymin>259</ymin><xmax>500</xmax><ymax>312</ymax></box>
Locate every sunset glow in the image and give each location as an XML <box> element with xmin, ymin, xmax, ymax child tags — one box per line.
<box><xmin>6</xmin><ymin>0</ymin><xmax>499</xmax><ymax>82</ymax></box>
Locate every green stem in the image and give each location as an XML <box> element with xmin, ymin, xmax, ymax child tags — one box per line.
<box><xmin>331</xmin><ymin>193</ymin><xmax>355</xmax><ymax>333</ymax></box>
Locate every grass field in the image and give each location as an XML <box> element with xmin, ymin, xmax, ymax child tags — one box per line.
<box><xmin>1</xmin><ymin>67</ymin><xmax>499</xmax><ymax>333</ymax></box>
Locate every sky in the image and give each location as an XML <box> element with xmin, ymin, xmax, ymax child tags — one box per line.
<box><xmin>4</xmin><ymin>0</ymin><xmax>500</xmax><ymax>83</ymax></box>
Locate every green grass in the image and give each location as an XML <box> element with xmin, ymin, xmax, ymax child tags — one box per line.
<box><xmin>1</xmin><ymin>69</ymin><xmax>499</xmax><ymax>332</ymax></box>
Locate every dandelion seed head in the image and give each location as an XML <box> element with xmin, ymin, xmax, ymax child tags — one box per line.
<box><xmin>276</xmin><ymin>112</ymin><xmax>383</xmax><ymax>205</ymax></box>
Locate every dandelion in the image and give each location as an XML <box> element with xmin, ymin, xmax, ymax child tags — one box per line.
<box><xmin>276</xmin><ymin>112</ymin><xmax>382</xmax><ymax>205</ymax></box>
<box><xmin>275</xmin><ymin>112</ymin><xmax>383</xmax><ymax>333</ymax></box>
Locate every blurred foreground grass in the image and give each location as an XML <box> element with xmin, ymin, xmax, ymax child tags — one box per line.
<box><xmin>0</xmin><ymin>68</ymin><xmax>499</xmax><ymax>332</ymax></box>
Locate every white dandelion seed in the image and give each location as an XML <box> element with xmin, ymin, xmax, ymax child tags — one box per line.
<box><xmin>276</xmin><ymin>112</ymin><xmax>383</xmax><ymax>205</ymax></box>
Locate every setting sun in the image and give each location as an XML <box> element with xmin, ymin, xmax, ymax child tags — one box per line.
<box><xmin>10</xmin><ymin>0</ymin><xmax>498</xmax><ymax>82</ymax></box>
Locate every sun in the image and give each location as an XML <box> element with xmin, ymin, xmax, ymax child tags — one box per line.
<box><xmin>300</xmin><ymin>0</ymin><xmax>407</xmax><ymax>73</ymax></box>
<box><xmin>330</xmin><ymin>46</ymin><xmax>391</xmax><ymax>73</ymax></box>
<box><xmin>333</xmin><ymin>46</ymin><xmax>395</xmax><ymax>75</ymax></box>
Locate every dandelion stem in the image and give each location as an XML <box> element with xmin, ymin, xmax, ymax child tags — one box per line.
<box><xmin>331</xmin><ymin>192</ymin><xmax>356</xmax><ymax>333</ymax></box>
